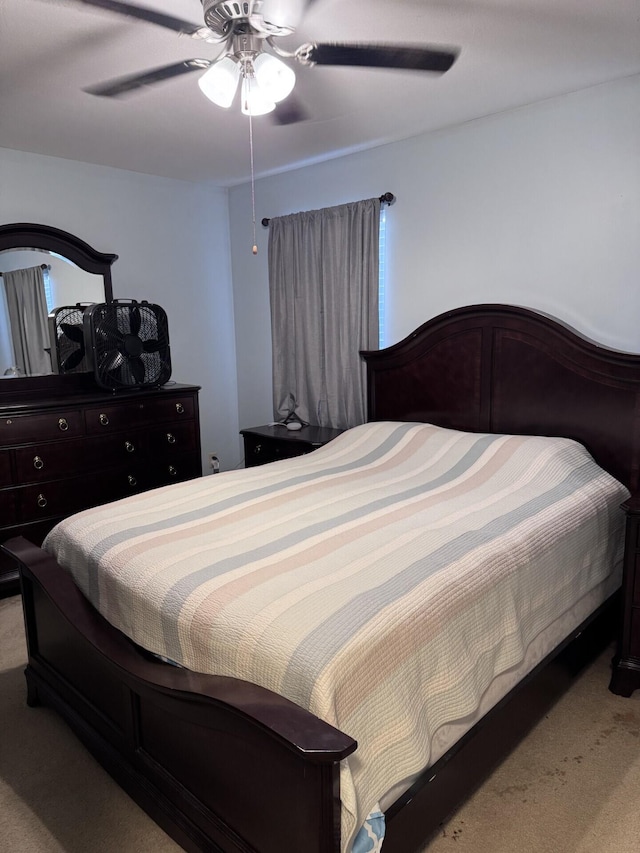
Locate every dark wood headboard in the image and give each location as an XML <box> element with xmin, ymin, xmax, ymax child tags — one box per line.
<box><xmin>361</xmin><ymin>304</ymin><xmax>640</xmax><ymax>493</ymax></box>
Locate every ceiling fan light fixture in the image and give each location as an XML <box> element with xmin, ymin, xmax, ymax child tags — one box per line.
<box><xmin>197</xmin><ymin>56</ymin><xmax>241</xmax><ymax>108</ymax></box>
<box><xmin>254</xmin><ymin>53</ymin><xmax>296</xmax><ymax>103</ymax></box>
<box><xmin>240</xmin><ymin>74</ymin><xmax>276</xmax><ymax>116</ymax></box>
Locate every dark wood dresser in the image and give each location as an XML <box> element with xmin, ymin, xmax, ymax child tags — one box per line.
<box><xmin>0</xmin><ymin>379</ymin><xmax>201</xmax><ymax>597</ymax></box>
<box><xmin>240</xmin><ymin>423</ymin><xmax>343</xmax><ymax>467</ymax></box>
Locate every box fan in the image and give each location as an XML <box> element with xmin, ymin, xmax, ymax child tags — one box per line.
<box><xmin>49</xmin><ymin>303</ymin><xmax>94</xmax><ymax>374</ymax></box>
<box><xmin>84</xmin><ymin>300</ymin><xmax>171</xmax><ymax>391</ymax></box>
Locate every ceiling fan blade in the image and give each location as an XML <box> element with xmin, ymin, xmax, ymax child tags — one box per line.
<box><xmin>63</xmin><ymin>0</ymin><xmax>205</xmax><ymax>37</ymax></box>
<box><xmin>271</xmin><ymin>94</ymin><xmax>309</xmax><ymax>125</ymax></box>
<box><xmin>84</xmin><ymin>59</ymin><xmax>211</xmax><ymax>98</ymax></box>
<box><xmin>257</xmin><ymin>0</ymin><xmax>312</xmax><ymax>31</ymax></box>
<box><xmin>305</xmin><ymin>43</ymin><xmax>459</xmax><ymax>74</ymax></box>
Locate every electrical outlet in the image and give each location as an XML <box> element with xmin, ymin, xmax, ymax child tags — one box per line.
<box><xmin>208</xmin><ymin>453</ymin><xmax>220</xmax><ymax>474</ymax></box>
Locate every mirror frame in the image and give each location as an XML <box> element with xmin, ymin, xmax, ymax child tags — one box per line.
<box><xmin>0</xmin><ymin>222</ymin><xmax>118</xmax><ymax>398</ymax></box>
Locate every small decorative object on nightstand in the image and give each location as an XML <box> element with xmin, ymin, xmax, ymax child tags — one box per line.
<box><xmin>240</xmin><ymin>423</ymin><xmax>343</xmax><ymax>468</ymax></box>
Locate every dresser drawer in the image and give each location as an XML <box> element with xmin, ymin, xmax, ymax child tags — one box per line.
<box><xmin>148</xmin><ymin>422</ymin><xmax>198</xmax><ymax>454</ymax></box>
<box><xmin>85</xmin><ymin>433</ymin><xmax>147</xmax><ymax>468</ymax></box>
<box><xmin>0</xmin><ymin>488</ymin><xmax>17</xmax><ymax>525</ymax></box>
<box><xmin>14</xmin><ymin>441</ymin><xmax>85</xmax><ymax>484</ymax></box>
<box><xmin>0</xmin><ymin>452</ymin><xmax>12</xmax><ymax>487</ymax></box>
<box><xmin>96</xmin><ymin>466</ymin><xmax>160</xmax><ymax>500</ymax></box>
<box><xmin>0</xmin><ymin>410</ymin><xmax>83</xmax><ymax>444</ymax></box>
<box><xmin>143</xmin><ymin>395</ymin><xmax>196</xmax><ymax>423</ymax></box>
<box><xmin>151</xmin><ymin>453</ymin><xmax>202</xmax><ymax>487</ymax></box>
<box><xmin>16</xmin><ymin>477</ymin><xmax>94</xmax><ymax>521</ymax></box>
<box><xmin>84</xmin><ymin>395</ymin><xmax>195</xmax><ymax>434</ymax></box>
<box><xmin>85</xmin><ymin>401</ymin><xmax>150</xmax><ymax>434</ymax></box>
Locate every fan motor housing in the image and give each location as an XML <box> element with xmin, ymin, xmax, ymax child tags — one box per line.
<box><xmin>201</xmin><ymin>0</ymin><xmax>262</xmax><ymax>37</ymax></box>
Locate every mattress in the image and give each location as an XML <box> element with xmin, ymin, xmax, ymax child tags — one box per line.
<box><xmin>43</xmin><ymin>421</ymin><xmax>628</xmax><ymax>851</ymax></box>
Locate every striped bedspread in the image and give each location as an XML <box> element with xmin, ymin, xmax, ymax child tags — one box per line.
<box><xmin>43</xmin><ymin>421</ymin><xmax>628</xmax><ymax>851</ymax></box>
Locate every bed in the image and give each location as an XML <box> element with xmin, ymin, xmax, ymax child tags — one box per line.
<box><xmin>3</xmin><ymin>303</ymin><xmax>640</xmax><ymax>853</ymax></box>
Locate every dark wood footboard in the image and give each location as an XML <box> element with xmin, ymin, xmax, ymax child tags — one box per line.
<box><xmin>4</xmin><ymin>535</ymin><xmax>618</xmax><ymax>853</ymax></box>
<box><xmin>4</xmin><ymin>536</ymin><xmax>356</xmax><ymax>853</ymax></box>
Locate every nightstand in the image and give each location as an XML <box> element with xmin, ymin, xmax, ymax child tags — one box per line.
<box><xmin>240</xmin><ymin>424</ymin><xmax>343</xmax><ymax>468</ymax></box>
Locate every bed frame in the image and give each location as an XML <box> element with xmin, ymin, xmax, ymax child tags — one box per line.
<box><xmin>4</xmin><ymin>304</ymin><xmax>640</xmax><ymax>853</ymax></box>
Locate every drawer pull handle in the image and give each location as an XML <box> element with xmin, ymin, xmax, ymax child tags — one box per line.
<box><xmin>125</xmin><ymin>441</ymin><xmax>135</xmax><ymax>453</ymax></box>
<box><xmin>33</xmin><ymin>456</ymin><xmax>44</xmax><ymax>470</ymax></box>
<box><xmin>175</xmin><ymin>403</ymin><xmax>185</xmax><ymax>414</ymax></box>
<box><xmin>37</xmin><ymin>493</ymin><xmax>48</xmax><ymax>509</ymax></box>
<box><xmin>168</xmin><ymin>465</ymin><xmax>177</xmax><ymax>477</ymax></box>
<box><xmin>99</xmin><ymin>413</ymin><xmax>110</xmax><ymax>426</ymax></box>
<box><xmin>128</xmin><ymin>475</ymin><xmax>137</xmax><ymax>487</ymax></box>
<box><xmin>166</xmin><ymin>433</ymin><xmax>176</xmax><ymax>444</ymax></box>
<box><xmin>58</xmin><ymin>418</ymin><xmax>69</xmax><ymax>432</ymax></box>
<box><xmin>253</xmin><ymin>444</ymin><xmax>262</xmax><ymax>454</ymax></box>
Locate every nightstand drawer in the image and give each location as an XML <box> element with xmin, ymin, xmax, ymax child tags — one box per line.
<box><xmin>240</xmin><ymin>424</ymin><xmax>343</xmax><ymax>469</ymax></box>
<box><xmin>244</xmin><ymin>434</ymin><xmax>308</xmax><ymax>465</ymax></box>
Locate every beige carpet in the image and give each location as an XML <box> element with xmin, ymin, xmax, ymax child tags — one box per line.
<box><xmin>1</xmin><ymin>593</ymin><xmax>639</xmax><ymax>853</ymax></box>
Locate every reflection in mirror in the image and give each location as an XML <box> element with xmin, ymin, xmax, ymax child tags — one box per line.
<box><xmin>0</xmin><ymin>249</ymin><xmax>107</xmax><ymax>377</ymax></box>
<box><xmin>0</xmin><ymin>224</ymin><xmax>116</xmax><ymax>388</ymax></box>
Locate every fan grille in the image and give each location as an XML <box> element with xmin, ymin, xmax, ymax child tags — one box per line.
<box><xmin>49</xmin><ymin>305</ymin><xmax>91</xmax><ymax>374</ymax></box>
<box><xmin>87</xmin><ymin>301</ymin><xmax>171</xmax><ymax>391</ymax></box>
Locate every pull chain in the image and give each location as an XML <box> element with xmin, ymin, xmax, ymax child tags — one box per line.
<box><xmin>247</xmin><ymin>78</ymin><xmax>258</xmax><ymax>256</ymax></box>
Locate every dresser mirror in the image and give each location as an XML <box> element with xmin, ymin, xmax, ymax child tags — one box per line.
<box><xmin>0</xmin><ymin>223</ymin><xmax>116</xmax><ymax>393</ymax></box>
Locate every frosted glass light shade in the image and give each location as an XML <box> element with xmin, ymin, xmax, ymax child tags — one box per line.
<box><xmin>254</xmin><ymin>53</ymin><xmax>296</xmax><ymax>103</ymax></box>
<box><xmin>240</xmin><ymin>76</ymin><xmax>276</xmax><ymax>115</ymax></box>
<box><xmin>198</xmin><ymin>56</ymin><xmax>241</xmax><ymax>108</ymax></box>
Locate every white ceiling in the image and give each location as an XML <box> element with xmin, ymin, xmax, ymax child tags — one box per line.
<box><xmin>2</xmin><ymin>0</ymin><xmax>639</xmax><ymax>186</ymax></box>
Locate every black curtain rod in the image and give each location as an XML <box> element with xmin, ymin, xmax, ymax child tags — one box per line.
<box><xmin>261</xmin><ymin>192</ymin><xmax>395</xmax><ymax>227</ymax></box>
<box><xmin>0</xmin><ymin>263</ymin><xmax>50</xmax><ymax>278</ymax></box>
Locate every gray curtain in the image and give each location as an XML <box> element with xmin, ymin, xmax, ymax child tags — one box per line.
<box><xmin>3</xmin><ymin>266</ymin><xmax>51</xmax><ymax>376</ymax></box>
<box><xmin>268</xmin><ymin>197</ymin><xmax>380</xmax><ymax>430</ymax></box>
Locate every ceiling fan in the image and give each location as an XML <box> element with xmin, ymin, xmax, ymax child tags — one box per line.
<box><xmin>55</xmin><ymin>0</ymin><xmax>460</xmax><ymax>121</ymax></box>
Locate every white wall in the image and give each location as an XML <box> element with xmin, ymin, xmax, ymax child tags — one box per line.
<box><xmin>3</xmin><ymin>74</ymin><xmax>638</xmax><ymax>465</ymax></box>
<box><xmin>0</xmin><ymin>148</ymin><xmax>240</xmax><ymax>471</ymax></box>
<box><xmin>228</xmin><ymin>74</ymin><xmax>640</xmax><ymax>431</ymax></box>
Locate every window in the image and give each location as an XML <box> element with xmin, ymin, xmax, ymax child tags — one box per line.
<box><xmin>42</xmin><ymin>269</ymin><xmax>54</xmax><ymax>313</ymax></box>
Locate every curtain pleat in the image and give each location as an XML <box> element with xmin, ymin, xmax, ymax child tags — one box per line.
<box><xmin>268</xmin><ymin>198</ymin><xmax>380</xmax><ymax>430</ymax></box>
<box><xmin>3</xmin><ymin>266</ymin><xmax>51</xmax><ymax>375</ymax></box>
